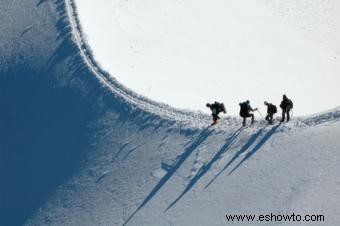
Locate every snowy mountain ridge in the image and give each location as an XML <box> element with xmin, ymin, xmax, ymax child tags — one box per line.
<box><xmin>68</xmin><ymin>0</ymin><xmax>340</xmax><ymax>128</ymax></box>
<box><xmin>74</xmin><ymin>0</ymin><xmax>340</xmax><ymax>116</ymax></box>
<box><xmin>0</xmin><ymin>0</ymin><xmax>339</xmax><ymax>226</ymax></box>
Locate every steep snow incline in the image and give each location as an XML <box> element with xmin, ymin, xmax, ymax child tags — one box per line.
<box><xmin>0</xmin><ymin>1</ymin><xmax>210</xmax><ymax>225</ymax></box>
<box><xmin>75</xmin><ymin>0</ymin><xmax>340</xmax><ymax>116</ymax></box>
<box><xmin>0</xmin><ymin>1</ymin><xmax>340</xmax><ymax>226</ymax></box>
<box><xmin>26</xmin><ymin>120</ymin><xmax>340</xmax><ymax>226</ymax></box>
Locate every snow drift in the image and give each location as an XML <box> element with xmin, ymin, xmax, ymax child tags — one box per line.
<box><xmin>0</xmin><ymin>0</ymin><xmax>340</xmax><ymax>226</ymax></box>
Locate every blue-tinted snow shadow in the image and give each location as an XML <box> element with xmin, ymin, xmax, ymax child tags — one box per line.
<box><xmin>228</xmin><ymin>124</ymin><xmax>281</xmax><ymax>175</ymax></box>
<box><xmin>20</xmin><ymin>25</ymin><xmax>34</xmax><ymax>37</ymax></box>
<box><xmin>0</xmin><ymin>1</ymin><xmax>110</xmax><ymax>224</ymax></box>
<box><xmin>122</xmin><ymin>145</ymin><xmax>142</xmax><ymax>160</ymax></box>
<box><xmin>122</xmin><ymin>128</ymin><xmax>213</xmax><ymax>226</ymax></box>
<box><xmin>36</xmin><ymin>0</ymin><xmax>45</xmax><ymax>7</ymax></box>
<box><xmin>0</xmin><ymin>45</ymin><xmax>131</xmax><ymax>226</ymax></box>
<box><xmin>0</xmin><ymin>67</ymin><xmax>94</xmax><ymax>226</ymax></box>
<box><xmin>112</xmin><ymin>143</ymin><xmax>129</xmax><ymax>161</ymax></box>
<box><xmin>205</xmin><ymin>126</ymin><xmax>266</xmax><ymax>188</ymax></box>
<box><xmin>165</xmin><ymin>127</ymin><xmax>243</xmax><ymax>211</ymax></box>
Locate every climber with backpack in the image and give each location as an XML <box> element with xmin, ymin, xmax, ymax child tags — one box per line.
<box><xmin>239</xmin><ymin>100</ymin><xmax>257</xmax><ymax>126</ymax></box>
<box><xmin>280</xmin><ymin>94</ymin><xmax>293</xmax><ymax>122</ymax></box>
<box><xmin>206</xmin><ymin>101</ymin><xmax>227</xmax><ymax>126</ymax></box>
<box><xmin>264</xmin><ymin>101</ymin><xmax>277</xmax><ymax>124</ymax></box>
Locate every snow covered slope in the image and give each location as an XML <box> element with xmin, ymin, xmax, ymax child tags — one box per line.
<box><xmin>75</xmin><ymin>0</ymin><xmax>340</xmax><ymax>116</ymax></box>
<box><xmin>0</xmin><ymin>1</ymin><xmax>340</xmax><ymax>226</ymax></box>
<box><xmin>256</xmin><ymin>0</ymin><xmax>340</xmax><ymax>53</ymax></box>
<box><xmin>24</xmin><ymin>118</ymin><xmax>340</xmax><ymax>226</ymax></box>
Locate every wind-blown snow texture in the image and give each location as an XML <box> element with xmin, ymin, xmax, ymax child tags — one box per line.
<box><xmin>0</xmin><ymin>1</ymin><xmax>340</xmax><ymax>226</ymax></box>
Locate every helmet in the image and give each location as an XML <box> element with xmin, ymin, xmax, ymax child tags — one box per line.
<box><xmin>246</xmin><ymin>100</ymin><xmax>250</xmax><ymax>104</ymax></box>
<box><xmin>264</xmin><ymin>101</ymin><xmax>268</xmax><ymax>105</ymax></box>
<box><xmin>283</xmin><ymin>94</ymin><xmax>287</xmax><ymax>99</ymax></box>
<box><xmin>206</xmin><ymin>103</ymin><xmax>211</xmax><ymax>107</ymax></box>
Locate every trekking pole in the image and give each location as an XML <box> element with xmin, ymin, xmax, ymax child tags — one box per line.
<box><xmin>256</xmin><ymin>109</ymin><xmax>264</xmax><ymax>119</ymax></box>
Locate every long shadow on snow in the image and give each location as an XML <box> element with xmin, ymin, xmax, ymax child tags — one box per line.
<box><xmin>205</xmin><ymin>126</ymin><xmax>266</xmax><ymax>189</ymax></box>
<box><xmin>123</xmin><ymin>128</ymin><xmax>213</xmax><ymax>226</ymax></box>
<box><xmin>228</xmin><ymin>124</ymin><xmax>281</xmax><ymax>175</ymax></box>
<box><xmin>165</xmin><ymin>127</ymin><xmax>243</xmax><ymax>211</ymax></box>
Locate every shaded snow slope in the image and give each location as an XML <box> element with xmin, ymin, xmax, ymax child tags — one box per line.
<box><xmin>75</xmin><ymin>0</ymin><xmax>340</xmax><ymax>116</ymax></box>
<box><xmin>0</xmin><ymin>1</ymin><xmax>340</xmax><ymax>226</ymax></box>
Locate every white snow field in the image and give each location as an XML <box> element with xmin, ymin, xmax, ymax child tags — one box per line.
<box><xmin>74</xmin><ymin>0</ymin><xmax>340</xmax><ymax>116</ymax></box>
<box><xmin>0</xmin><ymin>1</ymin><xmax>340</xmax><ymax>226</ymax></box>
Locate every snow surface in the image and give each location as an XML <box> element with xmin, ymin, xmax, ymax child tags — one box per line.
<box><xmin>1</xmin><ymin>0</ymin><xmax>340</xmax><ymax>226</ymax></box>
<box><xmin>74</xmin><ymin>0</ymin><xmax>340</xmax><ymax>116</ymax></box>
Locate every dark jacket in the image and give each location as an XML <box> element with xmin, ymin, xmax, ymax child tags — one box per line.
<box><xmin>239</xmin><ymin>102</ymin><xmax>254</xmax><ymax>117</ymax></box>
<box><xmin>280</xmin><ymin>98</ymin><xmax>293</xmax><ymax>110</ymax></box>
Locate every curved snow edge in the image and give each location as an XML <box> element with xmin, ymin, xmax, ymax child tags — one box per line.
<box><xmin>63</xmin><ymin>0</ymin><xmax>211</xmax><ymax>127</ymax></box>
<box><xmin>64</xmin><ymin>0</ymin><xmax>340</xmax><ymax>128</ymax></box>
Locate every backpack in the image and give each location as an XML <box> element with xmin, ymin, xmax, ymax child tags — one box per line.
<box><xmin>273</xmin><ymin>105</ymin><xmax>277</xmax><ymax>113</ymax></box>
<box><xmin>239</xmin><ymin>102</ymin><xmax>248</xmax><ymax>117</ymax></box>
<box><xmin>219</xmin><ymin>103</ymin><xmax>226</xmax><ymax>113</ymax></box>
<box><xmin>271</xmin><ymin>104</ymin><xmax>277</xmax><ymax>114</ymax></box>
<box><xmin>212</xmin><ymin>102</ymin><xmax>226</xmax><ymax>114</ymax></box>
<box><xmin>288</xmin><ymin>99</ymin><xmax>293</xmax><ymax>109</ymax></box>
